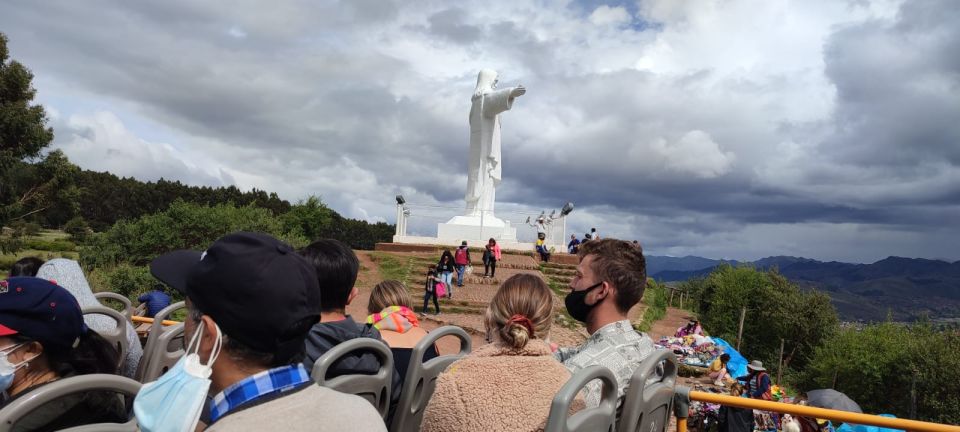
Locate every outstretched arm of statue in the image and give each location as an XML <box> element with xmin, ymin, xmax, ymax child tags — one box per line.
<box><xmin>482</xmin><ymin>86</ymin><xmax>525</xmax><ymax>117</ymax></box>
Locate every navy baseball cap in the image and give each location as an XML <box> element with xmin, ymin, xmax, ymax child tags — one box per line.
<box><xmin>0</xmin><ymin>277</ymin><xmax>86</xmax><ymax>355</ymax></box>
<box><xmin>149</xmin><ymin>232</ymin><xmax>321</xmax><ymax>358</ymax></box>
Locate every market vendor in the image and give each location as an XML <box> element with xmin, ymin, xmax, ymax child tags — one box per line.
<box><xmin>675</xmin><ymin>319</ymin><xmax>703</xmax><ymax>337</ymax></box>
<box><xmin>737</xmin><ymin>360</ymin><xmax>772</xmax><ymax>400</ymax></box>
<box><xmin>708</xmin><ymin>353</ymin><xmax>733</xmax><ymax>386</ymax></box>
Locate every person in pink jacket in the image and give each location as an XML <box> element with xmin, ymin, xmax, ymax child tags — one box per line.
<box><xmin>482</xmin><ymin>238</ymin><xmax>502</xmax><ymax>278</ymax></box>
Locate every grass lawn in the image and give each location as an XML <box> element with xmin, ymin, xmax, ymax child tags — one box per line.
<box><xmin>0</xmin><ymin>229</ymin><xmax>80</xmax><ymax>278</ymax></box>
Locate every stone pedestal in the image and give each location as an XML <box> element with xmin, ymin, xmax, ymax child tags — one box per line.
<box><xmin>436</xmin><ymin>214</ymin><xmax>517</xmax><ymax>243</ymax></box>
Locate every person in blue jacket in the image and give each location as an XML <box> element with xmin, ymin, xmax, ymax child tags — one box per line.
<box><xmin>137</xmin><ymin>287</ymin><xmax>172</xmax><ymax>318</ymax></box>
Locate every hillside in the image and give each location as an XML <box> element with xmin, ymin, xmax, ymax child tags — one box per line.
<box><xmin>649</xmin><ymin>255</ymin><xmax>960</xmax><ymax>322</ymax></box>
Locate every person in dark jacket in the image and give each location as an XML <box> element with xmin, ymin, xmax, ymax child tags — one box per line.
<box><xmin>436</xmin><ymin>250</ymin><xmax>455</xmax><ymax>293</ymax></box>
<box><xmin>718</xmin><ymin>383</ymin><xmax>754</xmax><ymax>432</ymax></box>
<box><xmin>1</xmin><ymin>277</ymin><xmax>126</xmax><ymax>431</ymax></box>
<box><xmin>299</xmin><ymin>239</ymin><xmax>402</xmax><ymax>420</ymax></box>
<box><xmin>737</xmin><ymin>360</ymin><xmax>772</xmax><ymax>399</ymax></box>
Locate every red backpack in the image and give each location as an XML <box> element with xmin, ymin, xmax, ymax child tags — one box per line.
<box><xmin>455</xmin><ymin>247</ymin><xmax>468</xmax><ymax>265</ymax></box>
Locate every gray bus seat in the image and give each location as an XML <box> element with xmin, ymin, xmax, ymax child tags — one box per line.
<box><xmin>0</xmin><ymin>374</ymin><xmax>140</xmax><ymax>432</ymax></box>
<box><xmin>390</xmin><ymin>325</ymin><xmax>472</xmax><ymax>432</ymax></box>
<box><xmin>618</xmin><ymin>350</ymin><xmax>678</xmax><ymax>432</ymax></box>
<box><xmin>136</xmin><ymin>322</ymin><xmax>184</xmax><ymax>383</ymax></box>
<box><xmin>93</xmin><ymin>292</ymin><xmax>134</xmax><ymax>321</ymax></box>
<box><xmin>81</xmin><ymin>305</ymin><xmax>129</xmax><ymax>373</ymax></box>
<box><xmin>134</xmin><ymin>301</ymin><xmax>185</xmax><ymax>382</ymax></box>
<box><xmin>312</xmin><ymin>337</ymin><xmax>394</xmax><ymax>419</ymax></box>
<box><xmin>545</xmin><ymin>365</ymin><xmax>619</xmax><ymax>432</ymax></box>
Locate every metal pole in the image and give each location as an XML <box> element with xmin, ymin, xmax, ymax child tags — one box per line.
<box><xmin>777</xmin><ymin>338</ymin><xmax>785</xmax><ymax>384</ymax></box>
<box><xmin>910</xmin><ymin>369</ymin><xmax>918</xmax><ymax>419</ymax></box>
<box><xmin>736</xmin><ymin>307</ymin><xmax>746</xmax><ymax>351</ymax></box>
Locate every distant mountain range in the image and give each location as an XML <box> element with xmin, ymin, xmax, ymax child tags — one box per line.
<box><xmin>647</xmin><ymin>255</ymin><xmax>960</xmax><ymax>322</ymax></box>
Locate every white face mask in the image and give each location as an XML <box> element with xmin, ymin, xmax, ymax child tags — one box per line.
<box><xmin>0</xmin><ymin>344</ymin><xmax>35</xmax><ymax>394</ymax></box>
<box><xmin>134</xmin><ymin>321</ymin><xmax>222</xmax><ymax>432</ymax></box>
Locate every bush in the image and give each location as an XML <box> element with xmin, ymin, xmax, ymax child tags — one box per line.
<box><xmin>0</xmin><ymin>256</ymin><xmax>17</xmax><ymax>271</ymax></box>
<box><xmin>686</xmin><ymin>264</ymin><xmax>838</xmax><ymax>373</ymax></box>
<box><xmin>800</xmin><ymin>322</ymin><xmax>960</xmax><ymax>423</ymax></box>
<box><xmin>101</xmin><ymin>264</ymin><xmax>162</xmax><ymax>298</ymax></box>
<box><xmin>635</xmin><ymin>279</ymin><xmax>668</xmax><ymax>332</ymax></box>
<box><xmin>23</xmin><ymin>238</ymin><xmax>76</xmax><ymax>252</ymax></box>
<box><xmin>64</xmin><ymin>216</ymin><xmax>90</xmax><ymax>243</ymax></box>
<box><xmin>80</xmin><ymin>200</ymin><xmax>301</xmax><ymax>269</ymax></box>
<box><xmin>0</xmin><ymin>237</ymin><xmax>23</xmax><ymax>255</ymax></box>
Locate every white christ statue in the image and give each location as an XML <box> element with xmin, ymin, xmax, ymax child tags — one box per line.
<box><xmin>464</xmin><ymin>69</ymin><xmax>525</xmax><ymax>219</ymax></box>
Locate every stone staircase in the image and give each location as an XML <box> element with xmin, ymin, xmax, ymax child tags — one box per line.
<box><xmin>372</xmin><ymin>249</ymin><xmax>589</xmax><ymax>346</ymax></box>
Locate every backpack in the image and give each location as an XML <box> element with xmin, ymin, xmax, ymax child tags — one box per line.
<box><xmin>455</xmin><ymin>247</ymin><xmax>468</xmax><ymax>264</ymax></box>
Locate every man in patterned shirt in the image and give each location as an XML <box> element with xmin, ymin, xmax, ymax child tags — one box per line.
<box><xmin>555</xmin><ymin>238</ymin><xmax>657</xmax><ymax>408</ymax></box>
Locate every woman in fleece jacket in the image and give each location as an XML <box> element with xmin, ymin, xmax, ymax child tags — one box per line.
<box><xmin>421</xmin><ymin>273</ymin><xmax>583</xmax><ymax>432</ymax></box>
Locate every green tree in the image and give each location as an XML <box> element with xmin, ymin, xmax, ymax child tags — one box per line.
<box><xmin>800</xmin><ymin>322</ymin><xmax>960</xmax><ymax>423</ymax></box>
<box><xmin>0</xmin><ymin>32</ymin><xmax>55</xmax><ymax>227</ymax></box>
<box><xmin>281</xmin><ymin>195</ymin><xmax>334</xmax><ymax>241</ymax></box>
<box><xmin>686</xmin><ymin>264</ymin><xmax>838</xmax><ymax>373</ymax></box>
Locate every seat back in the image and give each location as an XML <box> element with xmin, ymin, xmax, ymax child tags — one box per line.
<box><xmin>137</xmin><ymin>322</ymin><xmax>184</xmax><ymax>383</ymax></box>
<box><xmin>545</xmin><ymin>365</ymin><xmax>619</xmax><ymax>432</ymax></box>
<box><xmin>618</xmin><ymin>350</ymin><xmax>679</xmax><ymax>432</ymax></box>
<box><xmin>0</xmin><ymin>374</ymin><xmax>140</xmax><ymax>432</ymax></box>
<box><xmin>93</xmin><ymin>292</ymin><xmax>134</xmax><ymax>321</ymax></box>
<box><xmin>81</xmin><ymin>305</ymin><xmax>129</xmax><ymax>373</ymax></box>
<box><xmin>389</xmin><ymin>325</ymin><xmax>472</xmax><ymax>432</ymax></box>
<box><xmin>312</xmin><ymin>338</ymin><xmax>394</xmax><ymax>419</ymax></box>
<box><xmin>134</xmin><ymin>301</ymin><xmax>186</xmax><ymax>382</ymax></box>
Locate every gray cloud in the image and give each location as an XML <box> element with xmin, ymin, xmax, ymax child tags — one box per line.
<box><xmin>1</xmin><ymin>0</ymin><xmax>957</xmax><ymax>262</ymax></box>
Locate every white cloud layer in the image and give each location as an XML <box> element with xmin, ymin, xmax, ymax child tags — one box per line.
<box><xmin>1</xmin><ymin>0</ymin><xmax>957</xmax><ymax>262</ymax></box>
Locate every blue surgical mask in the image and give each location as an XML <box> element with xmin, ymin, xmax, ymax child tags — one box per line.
<box><xmin>134</xmin><ymin>322</ymin><xmax>222</xmax><ymax>432</ymax></box>
<box><xmin>0</xmin><ymin>344</ymin><xmax>31</xmax><ymax>393</ymax></box>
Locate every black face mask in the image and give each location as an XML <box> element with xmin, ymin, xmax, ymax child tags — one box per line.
<box><xmin>564</xmin><ymin>281</ymin><xmax>604</xmax><ymax>323</ymax></box>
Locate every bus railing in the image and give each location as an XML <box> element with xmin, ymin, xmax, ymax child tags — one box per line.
<box><xmin>673</xmin><ymin>386</ymin><xmax>960</xmax><ymax>432</ymax></box>
<box><xmin>131</xmin><ymin>315</ymin><xmax>179</xmax><ymax>326</ymax></box>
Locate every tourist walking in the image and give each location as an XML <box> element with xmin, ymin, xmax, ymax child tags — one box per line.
<box><xmin>422</xmin><ymin>269</ymin><xmax>442</xmax><ymax>315</ymax></box>
<box><xmin>436</xmin><ymin>250</ymin><xmax>455</xmax><ymax>291</ymax></box>
<box><xmin>454</xmin><ymin>241</ymin><xmax>470</xmax><ymax>289</ymax></box>
<box><xmin>483</xmin><ymin>238</ymin><xmax>501</xmax><ymax>278</ymax></box>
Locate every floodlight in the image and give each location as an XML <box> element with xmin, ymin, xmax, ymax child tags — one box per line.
<box><xmin>560</xmin><ymin>202</ymin><xmax>574</xmax><ymax>216</ymax></box>
<box><xmin>396</xmin><ymin>195</ymin><xmax>406</xmax><ymax>205</ymax></box>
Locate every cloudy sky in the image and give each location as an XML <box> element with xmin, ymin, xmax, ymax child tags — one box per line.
<box><xmin>2</xmin><ymin>0</ymin><xmax>958</xmax><ymax>263</ymax></box>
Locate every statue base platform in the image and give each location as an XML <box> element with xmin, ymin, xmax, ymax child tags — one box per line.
<box><xmin>436</xmin><ymin>214</ymin><xmax>517</xmax><ymax>243</ymax></box>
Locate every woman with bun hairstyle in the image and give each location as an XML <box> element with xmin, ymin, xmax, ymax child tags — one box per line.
<box><xmin>0</xmin><ymin>277</ymin><xmax>126</xmax><ymax>430</ymax></box>
<box><xmin>421</xmin><ymin>274</ymin><xmax>583</xmax><ymax>432</ymax></box>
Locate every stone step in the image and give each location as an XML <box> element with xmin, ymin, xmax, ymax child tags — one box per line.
<box><xmin>542</xmin><ymin>267</ymin><xmax>576</xmax><ymax>276</ymax></box>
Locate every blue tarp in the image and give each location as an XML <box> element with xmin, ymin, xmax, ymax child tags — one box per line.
<box><xmin>712</xmin><ymin>337</ymin><xmax>748</xmax><ymax>378</ymax></box>
<box><xmin>836</xmin><ymin>414</ymin><xmax>904</xmax><ymax>432</ymax></box>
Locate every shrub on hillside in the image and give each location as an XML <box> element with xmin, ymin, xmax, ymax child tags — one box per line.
<box><xmin>682</xmin><ymin>264</ymin><xmax>838</xmax><ymax>373</ymax></box>
<box><xmin>23</xmin><ymin>238</ymin><xmax>76</xmax><ymax>252</ymax></box>
<box><xmin>80</xmin><ymin>200</ymin><xmax>303</xmax><ymax>269</ymax></box>
<box><xmin>799</xmin><ymin>322</ymin><xmax>960</xmax><ymax>423</ymax></box>
<box><xmin>101</xmin><ymin>264</ymin><xmax>163</xmax><ymax>298</ymax></box>
<box><xmin>64</xmin><ymin>216</ymin><xmax>90</xmax><ymax>243</ymax></box>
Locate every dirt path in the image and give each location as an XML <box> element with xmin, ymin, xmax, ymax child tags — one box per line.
<box><xmin>648</xmin><ymin>307</ymin><xmax>696</xmax><ymax>339</ymax></box>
